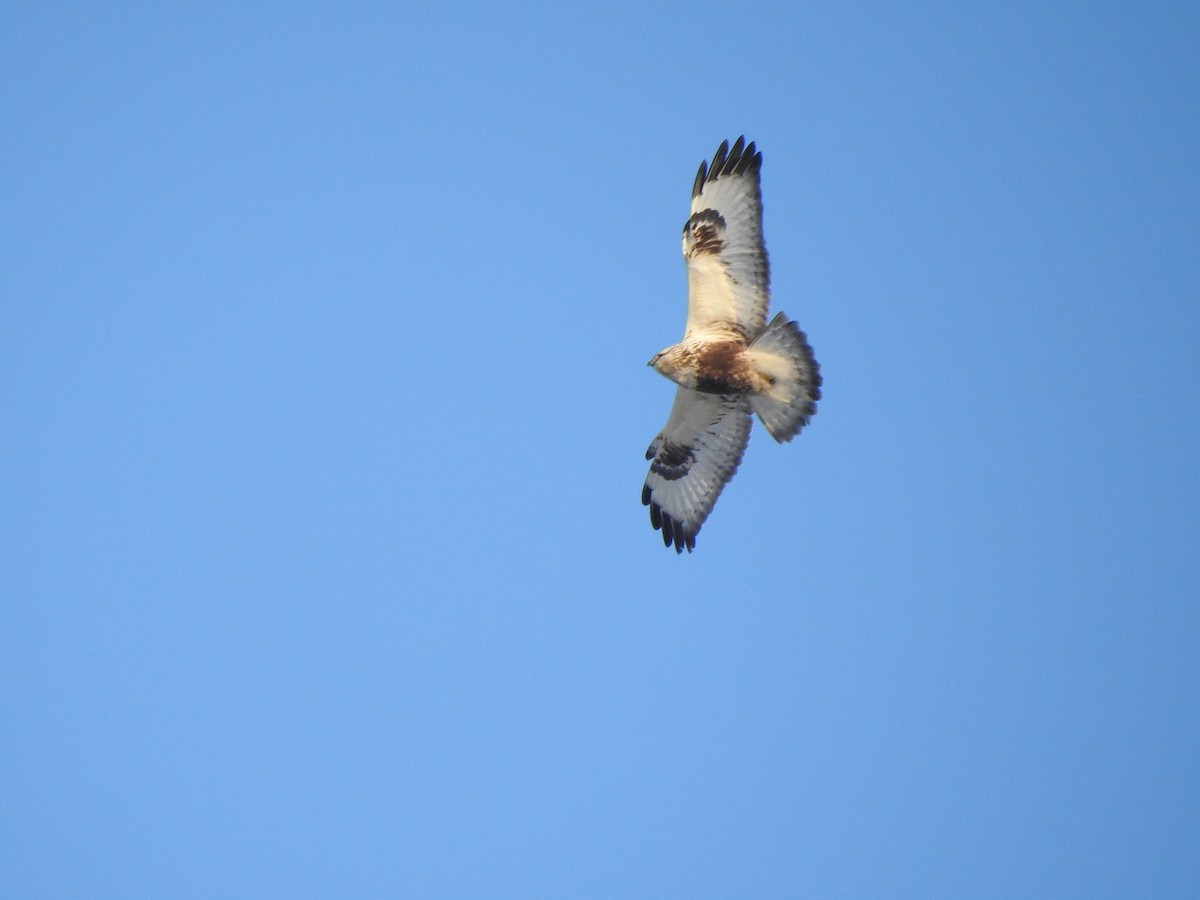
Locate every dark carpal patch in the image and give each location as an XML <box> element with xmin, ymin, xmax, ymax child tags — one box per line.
<box><xmin>649</xmin><ymin>441</ymin><xmax>694</xmax><ymax>481</ymax></box>
<box><xmin>685</xmin><ymin>208</ymin><xmax>726</xmax><ymax>256</ymax></box>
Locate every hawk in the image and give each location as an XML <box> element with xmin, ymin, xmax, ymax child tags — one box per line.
<box><xmin>643</xmin><ymin>137</ymin><xmax>821</xmax><ymax>553</ymax></box>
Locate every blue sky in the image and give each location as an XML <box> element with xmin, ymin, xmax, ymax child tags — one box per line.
<box><xmin>3</xmin><ymin>2</ymin><xmax>1198</xmax><ymax>896</ymax></box>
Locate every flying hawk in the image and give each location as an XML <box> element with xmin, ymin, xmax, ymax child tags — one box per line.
<box><xmin>643</xmin><ymin>137</ymin><xmax>821</xmax><ymax>553</ymax></box>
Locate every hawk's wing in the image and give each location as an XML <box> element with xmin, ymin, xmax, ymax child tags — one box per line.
<box><xmin>682</xmin><ymin>137</ymin><xmax>770</xmax><ymax>340</ymax></box>
<box><xmin>642</xmin><ymin>388</ymin><xmax>751</xmax><ymax>553</ymax></box>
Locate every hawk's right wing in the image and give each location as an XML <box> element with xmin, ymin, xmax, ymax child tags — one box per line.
<box><xmin>642</xmin><ymin>387</ymin><xmax>751</xmax><ymax>553</ymax></box>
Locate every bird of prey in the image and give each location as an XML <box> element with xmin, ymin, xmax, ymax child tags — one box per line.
<box><xmin>643</xmin><ymin>137</ymin><xmax>821</xmax><ymax>553</ymax></box>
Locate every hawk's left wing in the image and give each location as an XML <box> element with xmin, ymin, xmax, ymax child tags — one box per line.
<box><xmin>682</xmin><ymin>137</ymin><xmax>770</xmax><ymax>340</ymax></box>
<box><xmin>642</xmin><ymin>388</ymin><xmax>751</xmax><ymax>553</ymax></box>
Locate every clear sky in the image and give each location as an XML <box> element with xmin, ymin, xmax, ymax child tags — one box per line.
<box><xmin>3</xmin><ymin>2</ymin><xmax>1198</xmax><ymax>896</ymax></box>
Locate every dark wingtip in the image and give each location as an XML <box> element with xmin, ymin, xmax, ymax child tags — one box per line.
<box><xmin>645</xmin><ymin>495</ymin><xmax>699</xmax><ymax>554</ymax></box>
<box><xmin>695</xmin><ymin>137</ymin><xmax>762</xmax><ymax>197</ymax></box>
<box><xmin>709</xmin><ymin>139</ymin><xmax>730</xmax><ymax>176</ymax></box>
<box><xmin>691</xmin><ymin>160</ymin><xmax>708</xmax><ymax>199</ymax></box>
<box><xmin>727</xmin><ymin>135</ymin><xmax>746</xmax><ymax>170</ymax></box>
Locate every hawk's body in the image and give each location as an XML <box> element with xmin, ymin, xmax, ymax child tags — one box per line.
<box><xmin>643</xmin><ymin>137</ymin><xmax>821</xmax><ymax>553</ymax></box>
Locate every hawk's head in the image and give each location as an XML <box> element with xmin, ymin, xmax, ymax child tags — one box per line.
<box><xmin>648</xmin><ymin>344</ymin><xmax>695</xmax><ymax>387</ymax></box>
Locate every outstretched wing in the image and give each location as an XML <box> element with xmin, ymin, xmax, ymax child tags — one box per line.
<box><xmin>682</xmin><ymin>136</ymin><xmax>770</xmax><ymax>340</ymax></box>
<box><xmin>642</xmin><ymin>388</ymin><xmax>751</xmax><ymax>553</ymax></box>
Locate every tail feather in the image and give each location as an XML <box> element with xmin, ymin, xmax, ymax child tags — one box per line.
<box><xmin>746</xmin><ymin>312</ymin><xmax>821</xmax><ymax>442</ymax></box>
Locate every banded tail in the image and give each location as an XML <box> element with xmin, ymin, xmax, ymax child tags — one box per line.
<box><xmin>746</xmin><ymin>312</ymin><xmax>821</xmax><ymax>442</ymax></box>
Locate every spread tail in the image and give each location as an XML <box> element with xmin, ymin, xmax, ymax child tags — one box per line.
<box><xmin>746</xmin><ymin>312</ymin><xmax>821</xmax><ymax>442</ymax></box>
